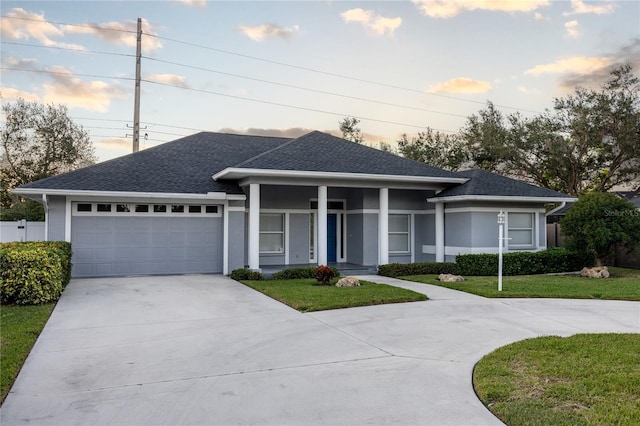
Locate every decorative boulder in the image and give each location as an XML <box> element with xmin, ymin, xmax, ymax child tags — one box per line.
<box><xmin>580</xmin><ymin>266</ymin><xmax>610</xmax><ymax>278</ymax></box>
<box><xmin>336</xmin><ymin>276</ymin><xmax>361</xmax><ymax>287</ymax></box>
<box><xmin>438</xmin><ymin>273</ymin><xmax>465</xmax><ymax>282</ymax></box>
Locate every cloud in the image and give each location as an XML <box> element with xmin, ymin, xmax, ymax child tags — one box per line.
<box><xmin>0</xmin><ymin>86</ymin><xmax>41</xmax><ymax>102</ymax></box>
<box><xmin>412</xmin><ymin>0</ymin><xmax>549</xmax><ymax>18</ymax></box>
<box><xmin>565</xmin><ymin>20</ymin><xmax>581</xmax><ymax>38</ymax></box>
<box><xmin>564</xmin><ymin>0</ymin><xmax>616</xmax><ymax>16</ymax></box>
<box><xmin>146</xmin><ymin>74</ymin><xmax>189</xmax><ymax>89</ymax></box>
<box><xmin>525</xmin><ymin>56</ymin><xmax>611</xmax><ymax>76</ymax></box>
<box><xmin>42</xmin><ymin>66</ymin><xmax>126</xmax><ymax>112</ymax></box>
<box><xmin>62</xmin><ymin>18</ymin><xmax>162</xmax><ymax>52</ymax></box>
<box><xmin>94</xmin><ymin>137</ymin><xmax>131</xmax><ymax>150</ymax></box>
<box><xmin>427</xmin><ymin>78</ymin><xmax>492</xmax><ymax>94</ymax></box>
<box><xmin>534</xmin><ymin>12</ymin><xmax>549</xmax><ymax>21</ymax></box>
<box><xmin>1</xmin><ymin>56</ymin><xmax>39</xmax><ymax>70</ymax></box>
<box><xmin>0</xmin><ymin>8</ymin><xmax>85</xmax><ymax>50</ymax></box>
<box><xmin>238</xmin><ymin>24</ymin><xmax>299</xmax><ymax>42</ymax></box>
<box><xmin>525</xmin><ymin>39</ymin><xmax>640</xmax><ymax>90</ymax></box>
<box><xmin>175</xmin><ymin>0</ymin><xmax>207</xmax><ymax>7</ymax></box>
<box><xmin>340</xmin><ymin>8</ymin><xmax>402</xmax><ymax>36</ymax></box>
<box><xmin>218</xmin><ymin>127</ymin><xmax>315</xmax><ymax>138</ymax></box>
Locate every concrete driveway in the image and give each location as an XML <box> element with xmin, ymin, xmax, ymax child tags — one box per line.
<box><xmin>1</xmin><ymin>274</ymin><xmax>638</xmax><ymax>426</ymax></box>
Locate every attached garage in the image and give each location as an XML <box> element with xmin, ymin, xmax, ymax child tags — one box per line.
<box><xmin>71</xmin><ymin>202</ymin><xmax>223</xmax><ymax>277</ymax></box>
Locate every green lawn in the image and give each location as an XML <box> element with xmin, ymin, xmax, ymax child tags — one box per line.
<box><xmin>402</xmin><ymin>267</ymin><xmax>640</xmax><ymax>300</ymax></box>
<box><xmin>474</xmin><ymin>334</ymin><xmax>640</xmax><ymax>426</ymax></box>
<box><xmin>1</xmin><ymin>303</ymin><xmax>55</xmax><ymax>404</ymax></box>
<box><xmin>240</xmin><ymin>278</ymin><xmax>427</xmax><ymax>312</ymax></box>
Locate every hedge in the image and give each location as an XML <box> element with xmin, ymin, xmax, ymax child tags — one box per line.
<box><xmin>229</xmin><ymin>268</ymin><xmax>264</xmax><ymax>281</ymax></box>
<box><xmin>270</xmin><ymin>266</ymin><xmax>340</xmax><ymax>280</ymax></box>
<box><xmin>0</xmin><ymin>247</ymin><xmax>64</xmax><ymax>305</ymax></box>
<box><xmin>0</xmin><ymin>241</ymin><xmax>72</xmax><ymax>285</ymax></box>
<box><xmin>456</xmin><ymin>248</ymin><xmax>594</xmax><ymax>276</ymax></box>
<box><xmin>378</xmin><ymin>262</ymin><xmax>458</xmax><ymax>278</ymax></box>
<box><xmin>378</xmin><ymin>249</ymin><xmax>594</xmax><ymax>278</ymax></box>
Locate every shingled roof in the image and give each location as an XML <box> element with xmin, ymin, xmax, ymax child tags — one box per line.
<box><xmin>228</xmin><ymin>131</ymin><xmax>462</xmax><ymax>179</ymax></box>
<box><xmin>431</xmin><ymin>169</ymin><xmax>574</xmax><ymax>201</ymax></box>
<box><xmin>18</xmin><ymin>132</ymin><xmax>289</xmax><ymax>195</ymax></box>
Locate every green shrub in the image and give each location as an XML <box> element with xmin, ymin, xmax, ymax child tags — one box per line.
<box><xmin>0</xmin><ymin>248</ymin><xmax>64</xmax><ymax>305</ymax></box>
<box><xmin>271</xmin><ymin>266</ymin><xmax>340</xmax><ymax>280</ymax></box>
<box><xmin>0</xmin><ymin>241</ymin><xmax>72</xmax><ymax>285</ymax></box>
<box><xmin>229</xmin><ymin>268</ymin><xmax>264</xmax><ymax>281</ymax></box>
<box><xmin>378</xmin><ymin>262</ymin><xmax>458</xmax><ymax>277</ymax></box>
<box><xmin>455</xmin><ymin>248</ymin><xmax>595</xmax><ymax>276</ymax></box>
<box><xmin>315</xmin><ymin>265</ymin><xmax>335</xmax><ymax>286</ymax></box>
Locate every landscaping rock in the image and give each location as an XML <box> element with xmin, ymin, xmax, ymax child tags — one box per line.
<box><xmin>438</xmin><ymin>273</ymin><xmax>465</xmax><ymax>282</ymax></box>
<box><xmin>336</xmin><ymin>277</ymin><xmax>361</xmax><ymax>287</ymax></box>
<box><xmin>580</xmin><ymin>266</ymin><xmax>610</xmax><ymax>278</ymax></box>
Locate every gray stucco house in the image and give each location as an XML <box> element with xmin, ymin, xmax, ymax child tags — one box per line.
<box><xmin>14</xmin><ymin>131</ymin><xmax>574</xmax><ymax>278</ymax></box>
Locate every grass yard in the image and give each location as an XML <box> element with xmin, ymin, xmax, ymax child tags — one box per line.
<box><xmin>474</xmin><ymin>334</ymin><xmax>640</xmax><ymax>426</ymax></box>
<box><xmin>402</xmin><ymin>267</ymin><xmax>640</xmax><ymax>300</ymax></box>
<box><xmin>240</xmin><ymin>278</ymin><xmax>427</xmax><ymax>312</ymax></box>
<box><xmin>0</xmin><ymin>303</ymin><xmax>55</xmax><ymax>404</ymax></box>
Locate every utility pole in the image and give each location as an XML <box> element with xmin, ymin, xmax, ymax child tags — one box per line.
<box><xmin>133</xmin><ymin>17</ymin><xmax>142</xmax><ymax>153</ymax></box>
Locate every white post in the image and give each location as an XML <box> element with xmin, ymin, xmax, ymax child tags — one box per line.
<box><xmin>318</xmin><ymin>186</ymin><xmax>328</xmax><ymax>265</ymax></box>
<box><xmin>498</xmin><ymin>210</ymin><xmax>505</xmax><ymax>292</ymax></box>
<box><xmin>248</xmin><ymin>183</ymin><xmax>260</xmax><ymax>271</ymax></box>
<box><xmin>378</xmin><ymin>188</ymin><xmax>389</xmax><ymax>265</ymax></box>
<box><xmin>435</xmin><ymin>203</ymin><xmax>445</xmax><ymax>262</ymax></box>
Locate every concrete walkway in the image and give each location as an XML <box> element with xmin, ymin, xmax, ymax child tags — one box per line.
<box><xmin>1</xmin><ymin>275</ymin><xmax>638</xmax><ymax>426</ymax></box>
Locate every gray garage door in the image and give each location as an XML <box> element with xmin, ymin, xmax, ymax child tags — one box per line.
<box><xmin>72</xmin><ymin>212</ymin><xmax>223</xmax><ymax>277</ymax></box>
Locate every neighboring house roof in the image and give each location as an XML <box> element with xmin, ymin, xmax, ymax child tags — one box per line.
<box><xmin>430</xmin><ymin>169</ymin><xmax>576</xmax><ymax>203</ymax></box>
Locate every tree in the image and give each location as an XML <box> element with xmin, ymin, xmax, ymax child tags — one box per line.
<box><xmin>397</xmin><ymin>128</ymin><xmax>467</xmax><ymax>170</ymax></box>
<box><xmin>561</xmin><ymin>192</ymin><xmax>640</xmax><ymax>266</ymax></box>
<box><xmin>338</xmin><ymin>116</ymin><xmax>365</xmax><ymax>144</ymax></box>
<box><xmin>1</xmin><ymin>99</ymin><xmax>97</xmax><ymax>220</ymax></box>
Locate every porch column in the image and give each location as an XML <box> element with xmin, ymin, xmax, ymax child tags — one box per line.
<box><xmin>317</xmin><ymin>185</ymin><xmax>328</xmax><ymax>265</ymax></box>
<box><xmin>435</xmin><ymin>203</ymin><xmax>444</xmax><ymax>262</ymax></box>
<box><xmin>378</xmin><ymin>187</ymin><xmax>389</xmax><ymax>265</ymax></box>
<box><xmin>248</xmin><ymin>183</ymin><xmax>260</xmax><ymax>271</ymax></box>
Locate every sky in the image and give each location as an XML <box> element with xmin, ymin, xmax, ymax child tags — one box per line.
<box><xmin>1</xmin><ymin>0</ymin><xmax>639</xmax><ymax>162</ymax></box>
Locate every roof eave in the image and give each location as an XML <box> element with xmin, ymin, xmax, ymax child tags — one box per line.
<box><xmin>427</xmin><ymin>195</ymin><xmax>577</xmax><ymax>204</ymax></box>
<box><xmin>11</xmin><ymin>188</ymin><xmax>246</xmax><ymax>201</ymax></box>
<box><xmin>213</xmin><ymin>167</ymin><xmax>468</xmax><ymax>185</ymax></box>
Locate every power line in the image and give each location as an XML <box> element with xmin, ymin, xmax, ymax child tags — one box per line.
<box><xmin>1</xmin><ymin>67</ymin><xmax>135</xmax><ymax>82</ymax></box>
<box><xmin>141</xmin><ymin>78</ymin><xmax>456</xmax><ymax>132</ymax></box>
<box><xmin>1</xmin><ymin>41</ymin><xmax>135</xmax><ymax>58</ymax></box>
<box><xmin>144</xmin><ymin>56</ymin><xmax>468</xmax><ymax>119</ymax></box>
<box><xmin>150</xmin><ymin>33</ymin><xmax>542</xmax><ymax>114</ymax></box>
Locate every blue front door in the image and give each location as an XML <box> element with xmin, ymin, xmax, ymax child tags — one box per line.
<box><xmin>327</xmin><ymin>214</ymin><xmax>337</xmax><ymax>262</ymax></box>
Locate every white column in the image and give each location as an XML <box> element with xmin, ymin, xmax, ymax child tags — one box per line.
<box><xmin>222</xmin><ymin>201</ymin><xmax>229</xmax><ymax>275</ymax></box>
<box><xmin>378</xmin><ymin>188</ymin><xmax>389</xmax><ymax>265</ymax></box>
<box><xmin>248</xmin><ymin>183</ymin><xmax>260</xmax><ymax>271</ymax></box>
<box><xmin>435</xmin><ymin>203</ymin><xmax>445</xmax><ymax>262</ymax></box>
<box><xmin>317</xmin><ymin>186</ymin><xmax>328</xmax><ymax>265</ymax></box>
<box><xmin>64</xmin><ymin>197</ymin><xmax>71</xmax><ymax>242</ymax></box>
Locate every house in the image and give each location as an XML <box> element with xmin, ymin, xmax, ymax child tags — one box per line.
<box><xmin>13</xmin><ymin>131</ymin><xmax>575</xmax><ymax>278</ymax></box>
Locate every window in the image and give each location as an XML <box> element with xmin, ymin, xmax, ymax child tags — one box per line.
<box><xmin>97</xmin><ymin>203</ymin><xmax>112</xmax><ymax>212</ymax></box>
<box><xmin>135</xmin><ymin>205</ymin><xmax>149</xmax><ymax>213</ymax></box>
<box><xmin>77</xmin><ymin>203</ymin><xmax>92</xmax><ymax>212</ymax></box>
<box><xmin>171</xmin><ymin>205</ymin><xmax>184</xmax><ymax>213</ymax></box>
<box><xmin>72</xmin><ymin>202</ymin><xmax>221</xmax><ymax>216</ymax></box>
<box><xmin>116</xmin><ymin>204</ymin><xmax>131</xmax><ymax>213</ymax></box>
<box><xmin>260</xmin><ymin>213</ymin><xmax>284</xmax><ymax>253</ymax></box>
<box><xmin>309</xmin><ymin>213</ymin><xmax>315</xmax><ymax>260</ymax></box>
<box><xmin>188</xmin><ymin>205</ymin><xmax>202</xmax><ymax>213</ymax></box>
<box><xmin>508</xmin><ymin>213</ymin><xmax>535</xmax><ymax>247</ymax></box>
<box><xmin>205</xmin><ymin>205</ymin><xmax>218</xmax><ymax>214</ymax></box>
<box><xmin>154</xmin><ymin>205</ymin><xmax>167</xmax><ymax>213</ymax></box>
<box><xmin>389</xmin><ymin>214</ymin><xmax>410</xmax><ymax>253</ymax></box>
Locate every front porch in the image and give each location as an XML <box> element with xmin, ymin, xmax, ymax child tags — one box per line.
<box><xmin>260</xmin><ymin>263</ymin><xmax>378</xmax><ymax>279</ymax></box>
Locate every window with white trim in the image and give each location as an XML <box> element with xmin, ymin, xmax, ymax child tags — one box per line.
<box><xmin>508</xmin><ymin>212</ymin><xmax>535</xmax><ymax>247</ymax></box>
<box><xmin>73</xmin><ymin>202</ymin><xmax>220</xmax><ymax>216</ymax></box>
<box><xmin>260</xmin><ymin>213</ymin><xmax>285</xmax><ymax>254</ymax></box>
<box><xmin>389</xmin><ymin>214</ymin><xmax>410</xmax><ymax>253</ymax></box>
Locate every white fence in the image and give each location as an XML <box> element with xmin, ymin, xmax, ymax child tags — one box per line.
<box><xmin>0</xmin><ymin>220</ymin><xmax>46</xmax><ymax>243</ymax></box>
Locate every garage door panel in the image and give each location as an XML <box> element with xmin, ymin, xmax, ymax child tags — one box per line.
<box><xmin>72</xmin><ymin>214</ymin><xmax>223</xmax><ymax>277</ymax></box>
